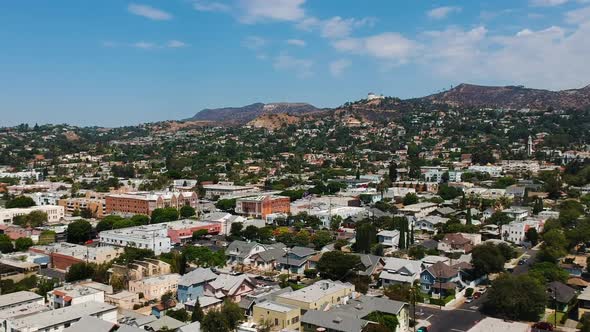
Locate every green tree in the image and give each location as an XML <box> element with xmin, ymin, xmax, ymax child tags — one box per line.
<box><xmin>311</xmin><ymin>230</ymin><xmax>333</xmax><ymax>250</ymax></box>
<box><xmin>316</xmin><ymin>251</ymin><xmax>361</xmax><ymax>280</ymax></box>
<box><xmin>66</xmin><ymin>219</ymin><xmax>92</xmax><ymax>243</ymax></box>
<box><xmin>6</xmin><ymin>196</ymin><xmax>35</xmax><ymax>208</ymax></box>
<box><xmin>66</xmin><ymin>262</ymin><xmax>95</xmax><ymax>282</ymax></box>
<box><xmin>471</xmin><ymin>243</ymin><xmax>506</xmax><ymax>277</ymax></box>
<box><xmin>242</xmin><ymin>225</ymin><xmax>259</xmax><ymax>241</ymax></box>
<box><xmin>525</xmin><ymin>228</ymin><xmax>539</xmax><ymax>245</ymax></box>
<box><xmin>529</xmin><ymin>262</ymin><xmax>569</xmax><ymax>283</ymax></box>
<box><xmin>130</xmin><ymin>214</ymin><xmax>150</xmax><ymax>225</ymax></box>
<box><xmin>221</xmin><ymin>300</ymin><xmax>244</xmax><ymax>330</ymax></box>
<box><xmin>229</xmin><ymin>223</ymin><xmax>243</xmax><ymax>239</ymax></box>
<box><xmin>354</xmin><ymin>221</ymin><xmax>377</xmax><ymax>254</ymax></box>
<box><xmin>215</xmin><ymin>199</ymin><xmax>236</xmax><ymax>213</ymax></box>
<box><xmin>38</xmin><ymin>230</ymin><xmax>56</xmax><ymax>244</ymax></box>
<box><xmin>202</xmin><ymin>309</ymin><xmax>230</xmax><ymax>332</ymax></box>
<box><xmin>0</xmin><ymin>234</ymin><xmax>14</xmax><ymax>253</ymax></box>
<box><xmin>180</xmin><ymin>205</ymin><xmax>196</xmax><ymax>218</ymax></box>
<box><xmin>167</xmin><ymin>308</ymin><xmax>190</xmax><ymax>322</ymax></box>
<box><xmin>483</xmin><ymin>274</ymin><xmax>546</xmax><ymax>321</ymax></box>
<box><xmin>330</xmin><ymin>215</ymin><xmax>343</xmax><ymax>231</ymax></box>
<box><xmin>402</xmin><ymin>193</ymin><xmax>418</xmax><ymax>206</ymax></box>
<box><xmin>192</xmin><ymin>229</ymin><xmax>209</xmax><ymax>240</ymax></box>
<box><xmin>14</xmin><ymin>237</ymin><xmax>34</xmax><ymax>251</ymax></box>
<box><xmin>151</xmin><ymin>207</ymin><xmax>179</xmax><ymax>224</ymax></box>
<box><xmin>191</xmin><ymin>298</ymin><xmax>204</xmax><ymax>322</ymax></box>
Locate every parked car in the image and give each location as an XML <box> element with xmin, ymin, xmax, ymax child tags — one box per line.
<box><xmin>417</xmin><ymin>327</ymin><xmax>429</xmax><ymax>332</ymax></box>
<box><xmin>518</xmin><ymin>258</ymin><xmax>528</xmax><ymax>265</ymax></box>
<box><xmin>478</xmin><ymin>287</ymin><xmax>487</xmax><ymax>294</ymax></box>
<box><xmin>473</xmin><ymin>292</ymin><xmax>481</xmax><ymax>299</ymax></box>
<box><xmin>464</xmin><ymin>297</ymin><xmax>473</xmax><ymax>303</ymax></box>
<box><xmin>532</xmin><ymin>322</ymin><xmax>554</xmax><ymax>331</ymax></box>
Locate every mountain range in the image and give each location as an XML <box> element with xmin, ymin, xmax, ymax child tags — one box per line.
<box><xmin>184</xmin><ymin>83</ymin><xmax>590</xmax><ymax>125</ymax></box>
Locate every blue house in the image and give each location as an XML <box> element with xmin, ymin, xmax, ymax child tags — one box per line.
<box><xmin>420</xmin><ymin>261</ymin><xmax>462</xmax><ymax>297</ymax></box>
<box><xmin>276</xmin><ymin>246</ymin><xmax>316</xmax><ymax>274</ymax></box>
<box><xmin>177</xmin><ymin>267</ymin><xmax>218</xmax><ymax>303</ymax></box>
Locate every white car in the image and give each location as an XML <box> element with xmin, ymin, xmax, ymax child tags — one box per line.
<box><xmin>464</xmin><ymin>297</ymin><xmax>473</xmax><ymax>303</ymax></box>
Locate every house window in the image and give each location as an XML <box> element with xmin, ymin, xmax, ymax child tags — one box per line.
<box><xmin>275</xmin><ymin>319</ymin><xmax>279</xmax><ymax>326</ymax></box>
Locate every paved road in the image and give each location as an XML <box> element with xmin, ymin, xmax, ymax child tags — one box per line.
<box><xmin>512</xmin><ymin>246</ymin><xmax>539</xmax><ymax>275</ymax></box>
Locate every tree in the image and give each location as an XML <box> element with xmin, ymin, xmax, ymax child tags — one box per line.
<box><xmin>6</xmin><ymin>196</ymin><xmax>35</xmax><ymax>208</ymax></box>
<box><xmin>316</xmin><ymin>251</ymin><xmax>361</xmax><ymax>280</ymax></box>
<box><xmin>230</xmin><ymin>223</ymin><xmax>243</xmax><ymax>239</ymax></box>
<box><xmin>466</xmin><ymin>208</ymin><xmax>472</xmax><ymax>226</ymax></box>
<box><xmin>354</xmin><ymin>222</ymin><xmax>377</xmax><ymax>254</ymax></box>
<box><xmin>471</xmin><ymin>243</ymin><xmax>506</xmax><ymax>277</ymax></box>
<box><xmin>529</xmin><ymin>262</ymin><xmax>569</xmax><ymax>283</ymax></box>
<box><xmin>193</xmin><ymin>229</ymin><xmax>209</xmax><ymax>240</ymax></box>
<box><xmin>242</xmin><ymin>225</ymin><xmax>259</xmax><ymax>241</ymax></box>
<box><xmin>488</xmin><ymin>212</ymin><xmax>512</xmax><ymax>225</ymax></box>
<box><xmin>0</xmin><ymin>234</ymin><xmax>14</xmax><ymax>253</ymax></box>
<box><xmin>130</xmin><ymin>214</ymin><xmax>150</xmax><ymax>226</ymax></box>
<box><xmin>533</xmin><ymin>197</ymin><xmax>544</xmax><ymax>215</ymax></box>
<box><xmin>67</xmin><ymin>219</ymin><xmax>92</xmax><ymax>243</ymax></box>
<box><xmin>202</xmin><ymin>309</ymin><xmax>230</xmax><ymax>332</ymax></box>
<box><xmin>167</xmin><ymin>308</ymin><xmax>190</xmax><ymax>322</ymax></box>
<box><xmin>408</xmin><ymin>245</ymin><xmax>426</xmax><ymax>260</ymax></box>
<box><xmin>151</xmin><ymin>207</ymin><xmax>179</xmax><ymax>224</ymax></box>
<box><xmin>402</xmin><ymin>193</ymin><xmax>418</xmax><ymax>206</ymax></box>
<box><xmin>14</xmin><ymin>237</ymin><xmax>33</xmax><ymax>251</ymax></box>
<box><xmin>388</xmin><ymin>163</ymin><xmax>398</xmax><ymax>183</ymax></box>
<box><xmin>371</xmin><ymin>244</ymin><xmax>384</xmax><ymax>256</ymax></box>
<box><xmin>180</xmin><ymin>205</ymin><xmax>196</xmax><ymax>218</ymax></box>
<box><xmin>525</xmin><ymin>228</ymin><xmax>539</xmax><ymax>245</ymax></box>
<box><xmin>215</xmin><ymin>199</ymin><xmax>236</xmax><ymax>213</ymax></box>
<box><xmin>66</xmin><ymin>262</ymin><xmax>95</xmax><ymax>282</ymax></box>
<box><xmin>311</xmin><ymin>230</ymin><xmax>333</xmax><ymax>250</ymax></box>
<box><xmin>384</xmin><ymin>283</ymin><xmax>412</xmax><ymax>302</ymax></box>
<box><xmin>483</xmin><ymin>274</ymin><xmax>546</xmax><ymax>321</ymax></box>
<box><xmin>38</xmin><ymin>230</ymin><xmax>56</xmax><ymax>244</ymax></box>
<box><xmin>80</xmin><ymin>207</ymin><xmax>93</xmax><ymax>219</ymax></box>
<box><xmin>191</xmin><ymin>298</ymin><xmax>205</xmax><ymax>322</ymax></box>
<box><xmin>330</xmin><ymin>215</ymin><xmax>343</xmax><ymax>231</ymax></box>
<box><xmin>221</xmin><ymin>300</ymin><xmax>244</xmax><ymax>330</ymax></box>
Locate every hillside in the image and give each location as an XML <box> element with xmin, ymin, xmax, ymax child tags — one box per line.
<box><xmin>420</xmin><ymin>83</ymin><xmax>590</xmax><ymax>110</ymax></box>
<box><xmin>186</xmin><ymin>102</ymin><xmax>320</xmax><ymax>125</ymax></box>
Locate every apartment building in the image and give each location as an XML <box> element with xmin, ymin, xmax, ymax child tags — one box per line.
<box><xmin>105</xmin><ymin>191</ymin><xmax>197</xmax><ymax>216</ymax></box>
<box><xmin>252</xmin><ymin>301</ymin><xmax>301</xmax><ymax>331</ymax></box>
<box><xmin>166</xmin><ymin>219</ymin><xmax>221</xmax><ymax>244</ymax></box>
<box><xmin>399</xmin><ymin>202</ymin><xmax>438</xmax><ymax>219</ymax></box>
<box><xmin>0</xmin><ymin>205</ymin><xmax>64</xmax><ymax>224</ymax></box>
<box><xmin>235</xmin><ymin>195</ymin><xmax>290</xmax><ymax>219</ymax></box>
<box><xmin>0</xmin><ymin>291</ymin><xmax>44</xmax><ymax>311</ymax></box>
<box><xmin>202</xmin><ymin>183</ymin><xmax>257</xmax><ymax>199</ymax></box>
<box><xmin>29</xmin><ymin>243</ymin><xmax>123</xmax><ymax>271</ymax></box>
<box><xmin>59</xmin><ymin>192</ymin><xmax>107</xmax><ymax>218</ymax></box>
<box><xmin>128</xmin><ymin>274</ymin><xmax>181</xmax><ymax>301</ymax></box>
<box><xmin>276</xmin><ymin>280</ymin><xmax>355</xmax><ymax>311</ymax></box>
<box><xmin>48</xmin><ymin>284</ymin><xmax>105</xmax><ymax>309</ymax></box>
<box><xmin>500</xmin><ymin>160</ymin><xmax>540</xmax><ymax>175</ymax></box>
<box><xmin>98</xmin><ymin>224</ymin><xmax>172</xmax><ymax>255</ymax></box>
<box><xmin>5</xmin><ymin>301</ymin><xmax>117</xmax><ymax>332</ymax></box>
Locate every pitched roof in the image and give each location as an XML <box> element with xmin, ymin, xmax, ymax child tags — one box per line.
<box><xmin>302</xmin><ymin>310</ymin><xmax>369</xmax><ymax>332</ymax></box>
<box><xmin>289</xmin><ymin>246</ymin><xmax>316</xmax><ymax>258</ymax></box>
<box><xmin>179</xmin><ymin>268</ymin><xmax>218</xmax><ymax>287</ymax></box>
<box><xmin>208</xmin><ymin>274</ymin><xmax>254</xmax><ymax>296</ymax></box>
<box><xmin>252</xmin><ymin>248</ymin><xmax>286</xmax><ymax>263</ymax></box>
<box><xmin>425</xmin><ymin>262</ymin><xmax>458</xmax><ymax>279</ymax></box>
<box><xmin>548</xmin><ymin>281</ymin><xmax>577</xmax><ymax>303</ymax></box>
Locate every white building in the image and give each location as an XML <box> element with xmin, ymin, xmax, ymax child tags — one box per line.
<box><xmin>202</xmin><ymin>183</ymin><xmax>257</xmax><ymax>199</ymax></box>
<box><xmin>377</xmin><ymin>230</ymin><xmax>400</xmax><ymax>248</ymax></box>
<box><xmin>0</xmin><ymin>205</ymin><xmax>65</xmax><ymax>224</ymax></box>
<box><xmin>48</xmin><ymin>284</ymin><xmax>105</xmax><ymax>309</ymax></box>
<box><xmin>0</xmin><ymin>291</ymin><xmax>44</xmax><ymax>311</ymax></box>
<box><xmin>414</xmin><ymin>215</ymin><xmax>450</xmax><ymax>233</ymax></box>
<box><xmin>502</xmin><ymin>207</ymin><xmax>529</xmax><ymax>222</ymax></box>
<box><xmin>501</xmin><ymin>218</ymin><xmax>544</xmax><ymax>244</ymax></box>
<box><xmin>98</xmin><ymin>224</ymin><xmax>172</xmax><ymax>255</ymax></box>
<box><xmin>399</xmin><ymin>203</ymin><xmax>438</xmax><ymax>219</ymax></box>
<box><xmin>25</xmin><ymin>192</ymin><xmax>66</xmax><ymax>206</ymax></box>
<box><xmin>0</xmin><ymin>170</ymin><xmax>41</xmax><ymax>181</ymax></box>
<box><xmin>420</xmin><ymin>167</ymin><xmax>462</xmax><ymax>183</ymax></box>
<box><xmin>500</xmin><ymin>160</ymin><xmax>540</xmax><ymax>174</ymax></box>
<box><xmin>315</xmin><ymin>207</ymin><xmax>368</xmax><ymax>228</ymax></box>
<box><xmin>467</xmin><ymin>165</ymin><xmax>503</xmax><ymax>177</ymax></box>
<box><xmin>6</xmin><ymin>301</ymin><xmax>117</xmax><ymax>332</ymax></box>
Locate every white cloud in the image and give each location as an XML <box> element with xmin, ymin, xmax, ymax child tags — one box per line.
<box><xmin>287</xmin><ymin>39</ymin><xmax>306</xmax><ymax>47</ymax></box>
<box><xmin>329</xmin><ymin>59</ymin><xmax>351</xmax><ymax>77</ymax></box>
<box><xmin>320</xmin><ymin>16</ymin><xmax>375</xmax><ymax>39</ymax></box>
<box><xmin>128</xmin><ymin>3</ymin><xmax>172</xmax><ymax>21</ymax></box>
<box><xmin>273</xmin><ymin>54</ymin><xmax>313</xmax><ymax>78</ymax></box>
<box><xmin>193</xmin><ymin>1</ymin><xmax>231</xmax><ymax>12</ymax></box>
<box><xmin>167</xmin><ymin>40</ymin><xmax>188</xmax><ymax>48</ymax></box>
<box><xmin>239</xmin><ymin>0</ymin><xmax>305</xmax><ymax>23</ymax></box>
<box><xmin>565</xmin><ymin>6</ymin><xmax>590</xmax><ymax>24</ymax></box>
<box><xmin>427</xmin><ymin>6</ymin><xmax>462</xmax><ymax>19</ymax></box>
<box><xmin>529</xmin><ymin>0</ymin><xmax>568</xmax><ymax>6</ymax></box>
<box><xmin>242</xmin><ymin>36</ymin><xmax>267</xmax><ymax>50</ymax></box>
<box><xmin>333</xmin><ymin>32</ymin><xmax>419</xmax><ymax>64</ymax></box>
<box><xmin>132</xmin><ymin>41</ymin><xmax>157</xmax><ymax>49</ymax></box>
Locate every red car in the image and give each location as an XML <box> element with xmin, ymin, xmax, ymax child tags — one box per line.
<box><xmin>473</xmin><ymin>292</ymin><xmax>481</xmax><ymax>299</ymax></box>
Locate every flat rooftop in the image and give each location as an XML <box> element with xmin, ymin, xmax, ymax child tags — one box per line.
<box><xmin>10</xmin><ymin>301</ymin><xmax>116</xmax><ymax>330</ymax></box>
<box><xmin>277</xmin><ymin>281</ymin><xmax>352</xmax><ymax>303</ymax></box>
<box><xmin>0</xmin><ymin>291</ymin><xmax>43</xmax><ymax>309</ymax></box>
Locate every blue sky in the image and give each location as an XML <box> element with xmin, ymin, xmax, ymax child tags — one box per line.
<box><xmin>1</xmin><ymin>0</ymin><xmax>590</xmax><ymax>126</ymax></box>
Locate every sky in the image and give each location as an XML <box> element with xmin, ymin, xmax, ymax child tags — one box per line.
<box><xmin>1</xmin><ymin>0</ymin><xmax>590</xmax><ymax>127</ymax></box>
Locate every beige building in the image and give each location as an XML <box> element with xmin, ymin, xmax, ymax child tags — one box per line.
<box><xmin>276</xmin><ymin>280</ymin><xmax>355</xmax><ymax>311</ymax></box>
<box><xmin>110</xmin><ymin>258</ymin><xmax>171</xmax><ymax>281</ymax></box>
<box><xmin>105</xmin><ymin>291</ymin><xmax>140</xmax><ymax>310</ymax></box>
<box><xmin>128</xmin><ymin>273</ymin><xmax>180</xmax><ymax>301</ymax></box>
<box><xmin>58</xmin><ymin>192</ymin><xmax>107</xmax><ymax>218</ymax></box>
<box><xmin>253</xmin><ymin>301</ymin><xmax>301</xmax><ymax>331</ymax></box>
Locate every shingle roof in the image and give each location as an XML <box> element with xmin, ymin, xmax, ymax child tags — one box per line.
<box><xmin>548</xmin><ymin>281</ymin><xmax>577</xmax><ymax>304</ymax></box>
<box><xmin>302</xmin><ymin>310</ymin><xmax>369</xmax><ymax>332</ymax></box>
<box><xmin>179</xmin><ymin>268</ymin><xmax>218</xmax><ymax>287</ymax></box>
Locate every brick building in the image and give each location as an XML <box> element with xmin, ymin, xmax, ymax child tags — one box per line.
<box><xmin>235</xmin><ymin>195</ymin><xmax>291</xmax><ymax>219</ymax></box>
<box><xmin>105</xmin><ymin>191</ymin><xmax>197</xmax><ymax>216</ymax></box>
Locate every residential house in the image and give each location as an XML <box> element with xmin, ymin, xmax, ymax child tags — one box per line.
<box><xmin>438</xmin><ymin>233</ymin><xmax>479</xmax><ymax>254</ymax></box>
<box><xmin>276</xmin><ymin>280</ymin><xmax>355</xmax><ymax>311</ymax></box>
<box><xmin>548</xmin><ymin>281</ymin><xmax>577</xmax><ymax>312</ymax></box>
<box><xmin>354</xmin><ymin>254</ymin><xmax>386</xmax><ymax>278</ymax></box>
<box><xmin>420</xmin><ymin>261</ymin><xmax>465</xmax><ymax>298</ymax></box>
<box><xmin>276</xmin><ymin>246</ymin><xmax>316</xmax><ymax>274</ymax></box>
<box><xmin>415</xmin><ymin>216</ymin><xmax>449</xmax><ymax>233</ymax></box>
<box><xmin>301</xmin><ymin>295</ymin><xmax>408</xmax><ymax>332</ymax></box>
<box><xmin>227</xmin><ymin>240</ymin><xmax>271</xmax><ymax>265</ymax></box>
<box><xmin>177</xmin><ymin>267</ymin><xmax>218</xmax><ymax>303</ymax></box>
<box><xmin>203</xmin><ymin>273</ymin><xmax>256</xmax><ymax>302</ymax></box>
<box><xmin>377</xmin><ymin>230</ymin><xmax>400</xmax><ymax>249</ymax></box>
<box><xmin>378</xmin><ymin>257</ymin><xmax>421</xmax><ymax>287</ymax></box>
<box><xmin>252</xmin><ymin>301</ymin><xmax>301</xmax><ymax>331</ymax></box>
<box><xmin>250</xmin><ymin>247</ymin><xmax>286</xmax><ymax>272</ymax></box>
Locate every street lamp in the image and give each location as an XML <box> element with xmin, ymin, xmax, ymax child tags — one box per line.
<box><xmin>548</xmin><ymin>286</ymin><xmax>557</xmax><ymax>328</ymax></box>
